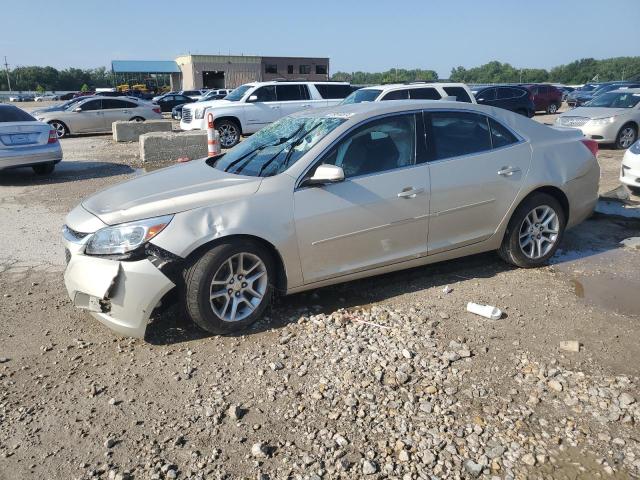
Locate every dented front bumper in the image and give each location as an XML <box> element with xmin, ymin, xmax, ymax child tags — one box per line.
<box><xmin>64</xmin><ymin>254</ymin><xmax>175</xmax><ymax>338</ymax></box>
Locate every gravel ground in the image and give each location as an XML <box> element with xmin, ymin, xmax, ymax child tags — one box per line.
<box><xmin>1</xmin><ymin>105</ymin><xmax>639</xmax><ymax>480</ymax></box>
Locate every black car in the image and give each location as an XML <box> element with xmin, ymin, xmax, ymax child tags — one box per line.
<box><xmin>154</xmin><ymin>94</ymin><xmax>196</xmax><ymax>112</ymax></box>
<box><xmin>58</xmin><ymin>92</ymin><xmax>77</xmax><ymax>101</ymax></box>
<box><xmin>472</xmin><ymin>85</ymin><xmax>534</xmax><ymax>117</ymax></box>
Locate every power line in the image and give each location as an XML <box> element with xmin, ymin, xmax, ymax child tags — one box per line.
<box><xmin>3</xmin><ymin>56</ymin><xmax>11</xmax><ymax>92</ymax></box>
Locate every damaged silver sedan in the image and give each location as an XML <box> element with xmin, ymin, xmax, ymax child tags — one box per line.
<box><xmin>62</xmin><ymin>101</ymin><xmax>600</xmax><ymax>338</ymax></box>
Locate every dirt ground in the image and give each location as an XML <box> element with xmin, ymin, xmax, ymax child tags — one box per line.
<box><xmin>1</xmin><ymin>104</ymin><xmax>639</xmax><ymax>480</ymax></box>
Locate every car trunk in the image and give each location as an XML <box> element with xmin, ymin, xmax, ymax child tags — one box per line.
<box><xmin>0</xmin><ymin>121</ymin><xmax>51</xmax><ymax>150</ymax></box>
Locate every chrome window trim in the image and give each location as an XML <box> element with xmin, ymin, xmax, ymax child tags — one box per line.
<box><xmin>294</xmin><ymin>110</ymin><xmax>424</xmax><ymax>190</ymax></box>
<box><xmin>294</xmin><ymin>107</ymin><xmax>527</xmax><ymax>189</ymax></box>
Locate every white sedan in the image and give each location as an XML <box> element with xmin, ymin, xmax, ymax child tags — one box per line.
<box><xmin>621</xmin><ymin>139</ymin><xmax>640</xmax><ymax>195</ymax></box>
<box><xmin>34</xmin><ymin>94</ymin><xmax>59</xmax><ymax>102</ymax></box>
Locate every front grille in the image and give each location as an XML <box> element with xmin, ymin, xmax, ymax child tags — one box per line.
<box><xmin>182</xmin><ymin>108</ymin><xmax>192</xmax><ymax>123</ymax></box>
<box><xmin>559</xmin><ymin>116</ymin><xmax>589</xmax><ymax>127</ymax></box>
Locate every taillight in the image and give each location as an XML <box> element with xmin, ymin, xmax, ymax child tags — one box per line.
<box><xmin>581</xmin><ymin>139</ymin><xmax>598</xmax><ymax>157</ymax></box>
<box><xmin>152</xmin><ymin>107</ymin><xmax>161</xmax><ymax>114</ymax></box>
<box><xmin>48</xmin><ymin>128</ymin><xmax>58</xmax><ymax>143</ymax></box>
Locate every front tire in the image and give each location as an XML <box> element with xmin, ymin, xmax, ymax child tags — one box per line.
<box><xmin>498</xmin><ymin>193</ymin><xmax>565</xmax><ymax>268</ymax></box>
<box><xmin>130</xmin><ymin>116</ymin><xmax>145</xmax><ymax>122</ymax></box>
<box><xmin>32</xmin><ymin>162</ymin><xmax>55</xmax><ymax>175</ymax></box>
<box><xmin>546</xmin><ymin>103</ymin><xmax>559</xmax><ymax>114</ymax></box>
<box><xmin>616</xmin><ymin>124</ymin><xmax>637</xmax><ymax>150</ymax></box>
<box><xmin>183</xmin><ymin>240</ymin><xmax>274</xmax><ymax>334</ymax></box>
<box><xmin>48</xmin><ymin>120</ymin><xmax>68</xmax><ymax>138</ymax></box>
<box><xmin>216</xmin><ymin>119</ymin><xmax>241</xmax><ymax>149</ymax></box>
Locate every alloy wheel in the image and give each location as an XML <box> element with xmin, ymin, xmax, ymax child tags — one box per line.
<box><xmin>218</xmin><ymin>124</ymin><xmax>239</xmax><ymax>148</ymax></box>
<box><xmin>50</xmin><ymin>122</ymin><xmax>66</xmax><ymax>138</ymax></box>
<box><xmin>548</xmin><ymin>104</ymin><xmax>558</xmax><ymax>114</ymax></box>
<box><xmin>518</xmin><ymin>205</ymin><xmax>560</xmax><ymax>259</ymax></box>
<box><xmin>619</xmin><ymin>127</ymin><xmax>636</xmax><ymax>149</ymax></box>
<box><xmin>209</xmin><ymin>252</ymin><xmax>268</xmax><ymax>322</ymax></box>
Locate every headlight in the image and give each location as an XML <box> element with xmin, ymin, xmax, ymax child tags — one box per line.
<box><xmin>631</xmin><ymin>140</ymin><xmax>640</xmax><ymax>154</ymax></box>
<box><xmin>194</xmin><ymin>108</ymin><xmax>205</xmax><ymax>119</ymax></box>
<box><xmin>85</xmin><ymin>215</ymin><xmax>173</xmax><ymax>255</ymax></box>
<box><xmin>588</xmin><ymin>116</ymin><xmax>615</xmax><ymax>126</ymax></box>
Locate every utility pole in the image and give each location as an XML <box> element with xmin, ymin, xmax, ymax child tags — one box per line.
<box><xmin>3</xmin><ymin>56</ymin><xmax>11</xmax><ymax>92</ymax></box>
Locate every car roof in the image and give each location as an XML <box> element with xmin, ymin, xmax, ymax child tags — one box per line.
<box><xmin>611</xmin><ymin>87</ymin><xmax>640</xmax><ymax>93</ymax></box>
<box><xmin>358</xmin><ymin>82</ymin><xmax>467</xmax><ymax>92</ymax></box>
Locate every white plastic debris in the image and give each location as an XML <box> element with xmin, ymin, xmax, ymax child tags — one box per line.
<box><xmin>442</xmin><ymin>285</ymin><xmax>452</xmax><ymax>294</ymax></box>
<box><xmin>466</xmin><ymin>302</ymin><xmax>502</xmax><ymax>320</ymax></box>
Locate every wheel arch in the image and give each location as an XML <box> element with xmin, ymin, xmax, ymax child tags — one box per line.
<box><xmin>214</xmin><ymin>115</ymin><xmax>243</xmax><ymax>135</ymax></box>
<box><xmin>516</xmin><ymin>185</ymin><xmax>570</xmax><ymax>225</ymax></box>
<box><xmin>184</xmin><ymin>234</ymin><xmax>287</xmax><ymax>292</ymax></box>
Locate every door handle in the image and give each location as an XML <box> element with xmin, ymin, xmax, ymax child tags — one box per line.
<box><xmin>302</xmin><ymin>104</ymin><xmax>312</xmax><ymax>108</ymax></box>
<box><xmin>397</xmin><ymin>187</ymin><xmax>425</xmax><ymax>199</ymax></box>
<box><xmin>497</xmin><ymin>166</ymin><xmax>521</xmax><ymax>176</ymax></box>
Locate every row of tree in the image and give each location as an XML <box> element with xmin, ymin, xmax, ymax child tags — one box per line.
<box><xmin>2</xmin><ymin>56</ymin><xmax>639</xmax><ymax>91</ymax></box>
<box><xmin>331</xmin><ymin>68</ymin><xmax>438</xmax><ymax>84</ymax></box>
<box><xmin>0</xmin><ymin>66</ymin><xmax>113</xmax><ymax>92</ymax></box>
<box><xmin>332</xmin><ymin>57</ymin><xmax>640</xmax><ymax>85</ymax></box>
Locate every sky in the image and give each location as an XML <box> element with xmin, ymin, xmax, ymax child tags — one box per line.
<box><xmin>2</xmin><ymin>0</ymin><xmax>639</xmax><ymax>77</ymax></box>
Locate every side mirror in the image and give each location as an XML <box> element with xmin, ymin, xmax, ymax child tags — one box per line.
<box><xmin>73</xmin><ymin>107</ymin><xmax>82</xmax><ymax>112</ymax></box>
<box><xmin>303</xmin><ymin>164</ymin><xmax>345</xmax><ymax>187</ymax></box>
<box><xmin>247</xmin><ymin>95</ymin><xmax>258</xmax><ymax>103</ymax></box>
<box><xmin>477</xmin><ymin>98</ymin><xmax>485</xmax><ymax>103</ymax></box>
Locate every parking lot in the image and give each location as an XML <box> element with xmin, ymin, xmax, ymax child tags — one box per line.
<box><xmin>1</xmin><ymin>104</ymin><xmax>640</xmax><ymax>479</ymax></box>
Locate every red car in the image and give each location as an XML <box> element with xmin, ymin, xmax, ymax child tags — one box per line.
<box><xmin>521</xmin><ymin>84</ymin><xmax>562</xmax><ymax>114</ymax></box>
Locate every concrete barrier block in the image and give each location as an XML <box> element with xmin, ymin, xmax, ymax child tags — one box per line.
<box><xmin>140</xmin><ymin>130</ymin><xmax>208</xmax><ymax>163</ymax></box>
<box><xmin>112</xmin><ymin>120</ymin><xmax>173</xmax><ymax>143</ymax></box>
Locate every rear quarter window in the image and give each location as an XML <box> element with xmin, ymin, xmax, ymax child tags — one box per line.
<box><xmin>0</xmin><ymin>105</ymin><xmax>36</xmax><ymax>122</ymax></box>
<box><xmin>314</xmin><ymin>84</ymin><xmax>352</xmax><ymax>99</ymax></box>
<box><xmin>443</xmin><ymin>87</ymin><xmax>472</xmax><ymax>103</ymax></box>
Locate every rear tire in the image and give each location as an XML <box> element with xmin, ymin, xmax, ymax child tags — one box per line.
<box><xmin>216</xmin><ymin>119</ymin><xmax>241</xmax><ymax>148</ymax></box>
<box><xmin>130</xmin><ymin>116</ymin><xmax>145</xmax><ymax>122</ymax></box>
<box><xmin>546</xmin><ymin>103</ymin><xmax>559</xmax><ymax>114</ymax></box>
<box><xmin>183</xmin><ymin>240</ymin><xmax>275</xmax><ymax>335</ymax></box>
<box><xmin>32</xmin><ymin>162</ymin><xmax>55</xmax><ymax>175</ymax></box>
<box><xmin>498</xmin><ymin>193</ymin><xmax>566</xmax><ymax>268</ymax></box>
<box><xmin>615</xmin><ymin>124</ymin><xmax>637</xmax><ymax>150</ymax></box>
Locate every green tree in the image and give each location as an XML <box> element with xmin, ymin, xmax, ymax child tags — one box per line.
<box><xmin>80</xmin><ymin>83</ymin><xmax>90</xmax><ymax>92</ymax></box>
<box><xmin>35</xmin><ymin>84</ymin><xmax>45</xmax><ymax>94</ymax></box>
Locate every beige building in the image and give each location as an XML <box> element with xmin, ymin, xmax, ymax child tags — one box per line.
<box><xmin>175</xmin><ymin>54</ymin><xmax>330</xmax><ymax>90</ymax></box>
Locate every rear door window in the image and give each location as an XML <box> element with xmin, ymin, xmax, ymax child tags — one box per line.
<box><xmin>428</xmin><ymin>111</ymin><xmax>492</xmax><ymax>160</ymax></box>
<box><xmin>381</xmin><ymin>89</ymin><xmax>410</xmax><ymax>101</ymax></box>
<box><xmin>314</xmin><ymin>84</ymin><xmax>352</xmax><ymax>99</ymax></box>
<box><xmin>497</xmin><ymin>87</ymin><xmax>515</xmax><ymax>99</ymax></box>
<box><xmin>409</xmin><ymin>88</ymin><xmax>441</xmax><ymax>100</ymax></box>
<box><xmin>443</xmin><ymin>86</ymin><xmax>472</xmax><ymax>103</ymax></box>
<box><xmin>103</xmin><ymin>99</ymin><xmax>137</xmax><ymax>109</ymax></box>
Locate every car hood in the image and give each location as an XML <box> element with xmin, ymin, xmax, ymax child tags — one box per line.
<box><xmin>81</xmin><ymin>159</ymin><xmax>262</xmax><ymax>225</ymax></box>
<box><xmin>186</xmin><ymin>99</ymin><xmax>233</xmax><ymax>109</ymax></box>
<box><xmin>560</xmin><ymin>107</ymin><xmax>631</xmax><ymax>119</ymax></box>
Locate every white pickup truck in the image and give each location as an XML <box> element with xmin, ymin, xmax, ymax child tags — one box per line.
<box><xmin>180</xmin><ymin>81</ymin><xmax>353</xmax><ymax>148</ymax></box>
